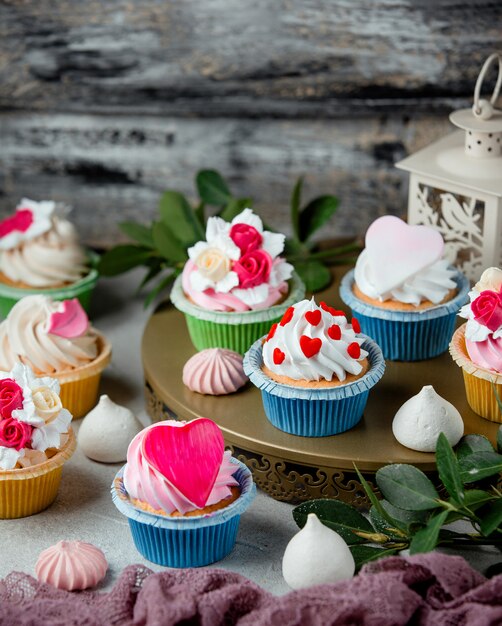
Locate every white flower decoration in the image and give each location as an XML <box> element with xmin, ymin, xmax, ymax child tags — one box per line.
<box><xmin>0</xmin><ymin>446</ymin><xmax>23</xmax><ymax>470</ymax></box>
<box><xmin>0</xmin><ymin>198</ymin><xmax>55</xmax><ymax>251</ymax></box>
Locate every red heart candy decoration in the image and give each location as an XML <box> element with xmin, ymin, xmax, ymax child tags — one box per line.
<box><xmin>347</xmin><ymin>342</ymin><xmax>361</xmax><ymax>359</ymax></box>
<box><xmin>266</xmin><ymin>323</ymin><xmax>278</xmax><ymax>341</ymax></box>
<box><xmin>305</xmin><ymin>310</ymin><xmax>321</xmax><ymax>326</ymax></box>
<box><xmin>351</xmin><ymin>317</ymin><xmax>361</xmax><ymax>333</ymax></box>
<box><xmin>328</xmin><ymin>324</ymin><xmax>341</xmax><ymax>340</ymax></box>
<box><xmin>273</xmin><ymin>347</ymin><xmax>285</xmax><ymax>365</ymax></box>
<box><xmin>300</xmin><ymin>335</ymin><xmax>322</xmax><ymax>358</ymax></box>
<box><xmin>142</xmin><ymin>418</ymin><xmax>224</xmax><ymax>509</ymax></box>
<box><xmin>280</xmin><ymin>306</ymin><xmax>295</xmax><ymax>326</ymax></box>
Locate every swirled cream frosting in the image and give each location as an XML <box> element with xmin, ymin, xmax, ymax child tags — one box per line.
<box><xmin>0</xmin><ymin>295</ymin><xmax>98</xmax><ymax>374</ymax></box>
<box><xmin>182</xmin><ymin>348</ymin><xmax>247</xmax><ymax>395</ymax></box>
<box><xmin>0</xmin><ymin>199</ymin><xmax>88</xmax><ymax>288</ymax></box>
<box><xmin>262</xmin><ymin>298</ymin><xmax>367</xmax><ymax>382</ymax></box>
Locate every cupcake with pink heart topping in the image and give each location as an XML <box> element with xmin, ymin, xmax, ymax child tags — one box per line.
<box><xmin>450</xmin><ymin>267</ymin><xmax>502</xmax><ymax>422</ymax></box>
<box><xmin>243</xmin><ymin>298</ymin><xmax>385</xmax><ymax>437</ymax></box>
<box><xmin>0</xmin><ymin>199</ymin><xmax>98</xmax><ymax>317</ymax></box>
<box><xmin>111</xmin><ymin>418</ymin><xmax>255</xmax><ymax>567</ymax></box>
<box><xmin>340</xmin><ymin>215</ymin><xmax>469</xmax><ymax>361</ymax></box>
<box><xmin>170</xmin><ymin>208</ymin><xmax>305</xmax><ymax>354</ymax></box>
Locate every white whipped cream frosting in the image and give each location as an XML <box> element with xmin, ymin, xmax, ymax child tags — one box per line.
<box><xmin>0</xmin><ymin>214</ymin><xmax>88</xmax><ymax>288</ymax></box>
<box><xmin>262</xmin><ymin>298</ymin><xmax>367</xmax><ymax>382</ymax></box>
<box><xmin>459</xmin><ymin>267</ymin><xmax>502</xmax><ymax>342</ymax></box>
<box><xmin>354</xmin><ymin>250</ymin><xmax>456</xmax><ymax>306</ymax></box>
<box><xmin>0</xmin><ymin>295</ymin><xmax>98</xmax><ymax>374</ymax></box>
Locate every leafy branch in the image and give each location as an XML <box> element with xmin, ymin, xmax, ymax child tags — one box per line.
<box><xmin>293</xmin><ymin>429</ymin><xmax>502</xmax><ymax>572</ymax></box>
<box><xmin>98</xmin><ymin>170</ymin><xmax>359</xmax><ymax>304</ymax></box>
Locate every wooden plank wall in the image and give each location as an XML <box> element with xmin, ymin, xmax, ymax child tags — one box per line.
<box><xmin>0</xmin><ymin>0</ymin><xmax>501</xmax><ymax>247</ymax></box>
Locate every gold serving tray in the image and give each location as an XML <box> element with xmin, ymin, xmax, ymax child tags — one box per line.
<box><xmin>142</xmin><ymin>267</ymin><xmax>500</xmax><ymax>507</ymax></box>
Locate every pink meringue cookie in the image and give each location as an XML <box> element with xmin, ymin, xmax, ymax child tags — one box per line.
<box><xmin>35</xmin><ymin>540</ymin><xmax>108</xmax><ymax>590</ymax></box>
<box><xmin>183</xmin><ymin>348</ymin><xmax>247</xmax><ymax>395</ymax></box>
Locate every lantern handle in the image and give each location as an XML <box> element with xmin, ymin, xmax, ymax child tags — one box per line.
<box><xmin>472</xmin><ymin>53</ymin><xmax>502</xmax><ymax>120</ymax></box>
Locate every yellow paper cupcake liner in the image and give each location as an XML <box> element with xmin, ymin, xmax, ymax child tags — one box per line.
<box><xmin>0</xmin><ymin>428</ymin><xmax>76</xmax><ymax>519</ymax></box>
<box><xmin>450</xmin><ymin>324</ymin><xmax>502</xmax><ymax>423</ymax></box>
<box><xmin>55</xmin><ymin>333</ymin><xmax>112</xmax><ymax>419</ymax></box>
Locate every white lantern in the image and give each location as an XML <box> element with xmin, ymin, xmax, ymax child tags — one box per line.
<box><xmin>396</xmin><ymin>53</ymin><xmax>502</xmax><ymax>281</ymax></box>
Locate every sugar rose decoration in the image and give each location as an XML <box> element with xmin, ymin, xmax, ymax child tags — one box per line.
<box><xmin>187</xmin><ymin>208</ymin><xmax>293</xmax><ymax>308</ymax></box>
<box><xmin>0</xmin><ymin>363</ymin><xmax>72</xmax><ymax>470</ymax></box>
<box><xmin>0</xmin><ymin>198</ymin><xmax>55</xmax><ymax>251</ymax></box>
<box><xmin>471</xmin><ymin>289</ymin><xmax>502</xmax><ymax>332</ymax></box>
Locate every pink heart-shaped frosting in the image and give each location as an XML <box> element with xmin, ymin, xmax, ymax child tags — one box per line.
<box><xmin>47</xmin><ymin>299</ymin><xmax>89</xmax><ymax>338</ymax></box>
<box><xmin>142</xmin><ymin>418</ymin><xmax>225</xmax><ymax>509</ymax></box>
<box><xmin>365</xmin><ymin>216</ymin><xmax>444</xmax><ymax>294</ymax></box>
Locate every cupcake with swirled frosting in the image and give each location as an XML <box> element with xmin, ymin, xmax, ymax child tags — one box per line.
<box><xmin>243</xmin><ymin>298</ymin><xmax>385</xmax><ymax>436</ymax></box>
<box><xmin>0</xmin><ymin>199</ymin><xmax>98</xmax><ymax>317</ymax></box>
<box><xmin>111</xmin><ymin>418</ymin><xmax>255</xmax><ymax>567</ymax></box>
<box><xmin>339</xmin><ymin>215</ymin><xmax>469</xmax><ymax>361</ymax></box>
<box><xmin>0</xmin><ymin>294</ymin><xmax>111</xmax><ymax>418</ymax></box>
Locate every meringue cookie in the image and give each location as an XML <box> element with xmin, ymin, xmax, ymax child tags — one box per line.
<box><xmin>78</xmin><ymin>395</ymin><xmax>142</xmax><ymax>463</ymax></box>
<box><xmin>282</xmin><ymin>514</ymin><xmax>355</xmax><ymax>589</ymax></box>
<box><xmin>392</xmin><ymin>385</ymin><xmax>464</xmax><ymax>452</ymax></box>
<box><xmin>183</xmin><ymin>348</ymin><xmax>247</xmax><ymax>395</ymax></box>
<box><xmin>35</xmin><ymin>540</ymin><xmax>108</xmax><ymax>590</ymax></box>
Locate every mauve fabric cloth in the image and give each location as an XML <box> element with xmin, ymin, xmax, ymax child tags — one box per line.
<box><xmin>0</xmin><ymin>553</ymin><xmax>501</xmax><ymax>626</ymax></box>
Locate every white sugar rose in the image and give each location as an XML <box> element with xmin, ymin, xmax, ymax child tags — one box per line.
<box><xmin>195</xmin><ymin>247</ymin><xmax>231</xmax><ymax>282</ymax></box>
<box><xmin>32</xmin><ymin>387</ymin><xmax>62</xmax><ymax>424</ymax></box>
<box><xmin>475</xmin><ymin>267</ymin><xmax>502</xmax><ymax>293</ymax></box>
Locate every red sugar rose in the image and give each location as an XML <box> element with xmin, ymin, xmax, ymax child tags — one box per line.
<box><xmin>0</xmin><ymin>209</ymin><xmax>33</xmax><ymax>239</ymax></box>
<box><xmin>471</xmin><ymin>289</ymin><xmax>502</xmax><ymax>332</ymax></box>
<box><xmin>229</xmin><ymin>223</ymin><xmax>263</xmax><ymax>255</ymax></box>
<box><xmin>233</xmin><ymin>250</ymin><xmax>272</xmax><ymax>289</ymax></box>
<box><xmin>0</xmin><ymin>378</ymin><xmax>24</xmax><ymax>419</ymax></box>
<box><xmin>0</xmin><ymin>418</ymin><xmax>32</xmax><ymax>451</ymax></box>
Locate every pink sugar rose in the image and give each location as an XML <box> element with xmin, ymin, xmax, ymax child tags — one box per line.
<box><xmin>233</xmin><ymin>249</ymin><xmax>272</xmax><ymax>289</ymax></box>
<box><xmin>472</xmin><ymin>289</ymin><xmax>502</xmax><ymax>332</ymax></box>
<box><xmin>229</xmin><ymin>223</ymin><xmax>263</xmax><ymax>255</ymax></box>
<box><xmin>0</xmin><ymin>209</ymin><xmax>33</xmax><ymax>239</ymax></box>
<box><xmin>0</xmin><ymin>418</ymin><xmax>32</xmax><ymax>450</ymax></box>
<box><xmin>0</xmin><ymin>378</ymin><xmax>24</xmax><ymax>419</ymax></box>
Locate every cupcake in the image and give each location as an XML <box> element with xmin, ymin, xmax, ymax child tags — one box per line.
<box><xmin>339</xmin><ymin>215</ymin><xmax>470</xmax><ymax>361</ymax></box>
<box><xmin>111</xmin><ymin>418</ymin><xmax>256</xmax><ymax>567</ymax></box>
<box><xmin>243</xmin><ymin>298</ymin><xmax>385</xmax><ymax>437</ymax></box>
<box><xmin>170</xmin><ymin>208</ymin><xmax>305</xmax><ymax>354</ymax></box>
<box><xmin>450</xmin><ymin>267</ymin><xmax>502</xmax><ymax>423</ymax></box>
<box><xmin>0</xmin><ymin>198</ymin><xmax>98</xmax><ymax>317</ymax></box>
<box><xmin>0</xmin><ymin>295</ymin><xmax>111</xmax><ymax>418</ymax></box>
<box><xmin>0</xmin><ymin>362</ymin><xmax>76</xmax><ymax>518</ymax></box>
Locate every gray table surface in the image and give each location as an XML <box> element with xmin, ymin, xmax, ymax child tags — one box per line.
<box><xmin>0</xmin><ymin>271</ymin><xmax>499</xmax><ymax>595</ymax></box>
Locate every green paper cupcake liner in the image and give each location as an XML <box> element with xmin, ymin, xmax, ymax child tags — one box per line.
<box><xmin>171</xmin><ymin>272</ymin><xmax>305</xmax><ymax>354</ymax></box>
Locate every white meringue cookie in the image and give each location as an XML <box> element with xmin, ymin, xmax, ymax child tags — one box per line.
<box><xmin>78</xmin><ymin>395</ymin><xmax>142</xmax><ymax>463</ymax></box>
<box><xmin>282</xmin><ymin>513</ymin><xmax>355</xmax><ymax>589</ymax></box>
<box><xmin>392</xmin><ymin>385</ymin><xmax>464</xmax><ymax>453</ymax></box>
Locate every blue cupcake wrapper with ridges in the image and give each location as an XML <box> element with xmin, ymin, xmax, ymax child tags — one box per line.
<box><xmin>111</xmin><ymin>458</ymin><xmax>256</xmax><ymax>568</ymax></box>
<box><xmin>339</xmin><ymin>269</ymin><xmax>470</xmax><ymax>361</ymax></box>
<box><xmin>243</xmin><ymin>335</ymin><xmax>385</xmax><ymax>437</ymax></box>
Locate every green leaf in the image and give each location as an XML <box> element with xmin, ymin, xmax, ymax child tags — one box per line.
<box><xmin>196</xmin><ymin>169</ymin><xmax>232</xmax><ymax>206</ymax></box>
<box><xmin>458</xmin><ymin>452</ymin><xmax>502</xmax><ymax>483</ymax></box>
<box><xmin>283</xmin><ymin>238</ymin><xmax>305</xmax><ymax>256</ymax></box>
<box><xmin>298</xmin><ymin>195</ymin><xmax>339</xmax><ymax>243</ymax></box>
<box><xmin>292</xmin><ymin>499</ymin><xmax>374</xmax><ymax>545</ymax></box>
<box><xmin>436</xmin><ymin>433</ymin><xmax>464</xmax><ymax>504</ymax></box>
<box><xmin>479</xmin><ymin>499</ymin><xmax>502</xmax><ymax>536</ymax></box>
<box><xmin>369</xmin><ymin>507</ymin><xmax>408</xmax><ymax>540</ymax></box>
<box><xmin>151</xmin><ymin>221</ymin><xmax>187</xmax><ymax>263</ymax></box>
<box><xmin>290</xmin><ymin>177</ymin><xmax>303</xmax><ymax>241</ymax></box>
<box><xmin>376</xmin><ymin>464</ymin><xmax>440</xmax><ymax>511</ymax></box>
<box><xmin>497</xmin><ymin>426</ymin><xmax>502</xmax><ymax>454</ymax></box>
<box><xmin>144</xmin><ymin>272</ymin><xmax>177</xmax><ymax>308</ymax></box>
<box><xmin>218</xmin><ymin>197</ymin><xmax>253</xmax><ymax>222</ymax></box>
<box><xmin>462</xmin><ymin>489</ymin><xmax>496</xmax><ymax>511</ymax></box>
<box><xmin>119</xmin><ymin>222</ymin><xmax>154</xmax><ymax>248</ymax></box>
<box><xmin>97</xmin><ymin>245</ymin><xmax>152</xmax><ymax>276</ymax></box>
<box><xmin>409</xmin><ymin>510</ymin><xmax>449</xmax><ymax>554</ymax></box>
<box><xmin>380</xmin><ymin>500</ymin><xmax>430</xmax><ymax>528</ymax></box>
<box><xmin>159</xmin><ymin>191</ymin><xmax>204</xmax><ymax>245</ymax></box>
<box><xmin>456</xmin><ymin>434</ymin><xmax>494</xmax><ymax>460</ymax></box>
<box><xmin>194</xmin><ymin>201</ymin><xmax>205</xmax><ymax>228</ymax></box>
<box><xmin>136</xmin><ymin>260</ymin><xmax>164</xmax><ymax>293</ymax></box>
<box><xmin>294</xmin><ymin>260</ymin><xmax>332</xmax><ymax>292</ymax></box>
<box><xmin>353</xmin><ymin>466</ymin><xmax>398</xmax><ymax>528</ymax></box>
<box><xmin>349</xmin><ymin>545</ymin><xmax>398</xmax><ymax>571</ymax></box>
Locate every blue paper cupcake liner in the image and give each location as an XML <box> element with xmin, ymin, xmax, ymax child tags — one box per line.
<box><xmin>243</xmin><ymin>335</ymin><xmax>385</xmax><ymax>437</ymax></box>
<box><xmin>339</xmin><ymin>269</ymin><xmax>470</xmax><ymax>362</ymax></box>
<box><xmin>111</xmin><ymin>458</ymin><xmax>256</xmax><ymax>568</ymax></box>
